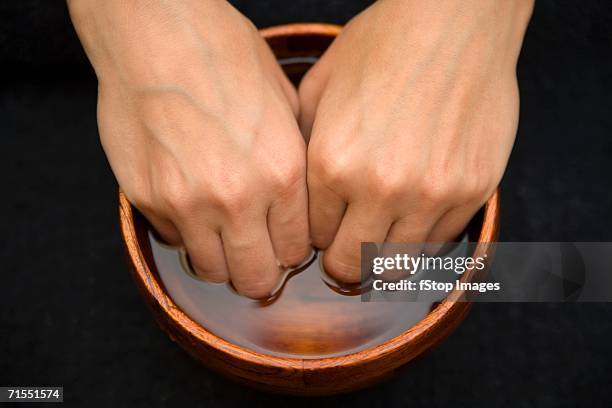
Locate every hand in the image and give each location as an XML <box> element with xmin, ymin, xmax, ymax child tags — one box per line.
<box><xmin>299</xmin><ymin>0</ymin><xmax>533</xmax><ymax>282</ymax></box>
<box><xmin>69</xmin><ymin>0</ymin><xmax>310</xmax><ymax>298</ymax></box>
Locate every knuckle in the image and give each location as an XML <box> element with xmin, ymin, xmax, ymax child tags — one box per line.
<box><xmin>460</xmin><ymin>169</ymin><xmax>496</xmax><ymax>204</ymax></box>
<box><xmin>366</xmin><ymin>166</ymin><xmax>408</xmax><ymax>201</ymax></box>
<box><xmin>309</xmin><ymin>147</ymin><xmax>352</xmax><ymax>186</ymax></box>
<box><xmin>217</xmin><ymin>191</ymin><xmax>251</xmax><ymax>216</ymax></box>
<box><xmin>268</xmin><ymin>159</ymin><xmax>306</xmax><ymax>194</ymax></box>
<box><xmin>418</xmin><ymin>174</ymin><xmax>454</xmax><ymax>206</ymax></box>
<box><xmin>207</xmin><ymin>176</ymin><xmax>251</xmax><ymax>216</ymax></box>
<box><xmin>278</xmin><ymin>243</ymin><xmax>311</xmax><ymax>268</ymax></box>
<box><xmin>323</xmin><ymin>254</ymin><xmax>362</xmax><ymax>283</ymax></box>
<box><xmin>158</xmin><ymin>181</ymin><xmax>195</xmax><ymax>214</ymax></box>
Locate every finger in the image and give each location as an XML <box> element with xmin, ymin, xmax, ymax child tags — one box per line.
<box><xmin>179</xmin><ymin>224</ymin><xmax>229</xmax><ymax>283</ymax></box>
<box><xmin>308</xmin><ymin>176</ymin><xmax>347</xmax><ymax>250</ymax></box>
<box><xmin>323</xmin><ymin>203</ymin><xmax>393</xmax><ymax>283</ymax></box>
<box><xmin>222</xmin><ymin>215</ymin><xmax>281</xmax><ymax>299</ymax></box>
<box><xmin>385</xmin><ymin>212</ymin><xmax>438</xmax><ymax>244</ymax></box>
<box><xmin>383</xmin><ymin>212</ymin><xmax>440</xmax><ymax>267</ymax></box>
<box><xmin>426</xmin><ymin>204</ymin><xmax>483</xmax><ymax>243</ymax></box>
<box><xmin>267</xmin><ymin>180</ymin><xmax>311</xmax><ymax>268</ymax></box>
<box><xmin>142</xmin><ymin>211</ymin><xmax>182</xmax><ymax>246</ymax></box>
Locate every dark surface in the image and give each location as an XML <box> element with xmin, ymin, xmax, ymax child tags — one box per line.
<box><xmin>1</xmin><ymin>1</ymin><xmax>612</xmax><ymax>407</ymax></box>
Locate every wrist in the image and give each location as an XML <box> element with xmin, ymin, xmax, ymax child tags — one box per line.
<box><xmin>380</xmin><ymin>0</ymin><xmax>533</xmax><ymax>70</ymax></box>
<box><xmin>68</xmin><ymin>0</ymin><xmax>237</xmax><ymax>85</ymax></box>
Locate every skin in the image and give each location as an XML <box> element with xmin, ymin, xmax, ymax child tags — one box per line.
<box><xmin>69</xmin><ymin>0</ymin><xmax>533</xmax><ymax>295</ymax></box>
<box><xmin>68</xmin><ymin>0</ymin><xmax>310</xmax><ymax>299</ymax></box>
<box><xmin>300</xmin><ymin>0</ymin><xmax>534</xmax><ymax>282</ymax></box>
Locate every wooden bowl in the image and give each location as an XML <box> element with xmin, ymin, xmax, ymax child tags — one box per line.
<box><xmin>118</xmin><ymin>23</ymin><xmax>501</xmax><ymax>396</ymax></box>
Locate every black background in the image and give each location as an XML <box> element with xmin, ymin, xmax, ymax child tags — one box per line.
<box><xmin>1</xmin><ymin>1</ymin><xmax>612</xmax><ymax>406</ymax></box>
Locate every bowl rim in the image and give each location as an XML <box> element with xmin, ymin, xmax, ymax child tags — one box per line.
<box><xmin>118</xmin><ymin>22</ymin><xmax>500</xmax><ymax>372</ymax></box>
